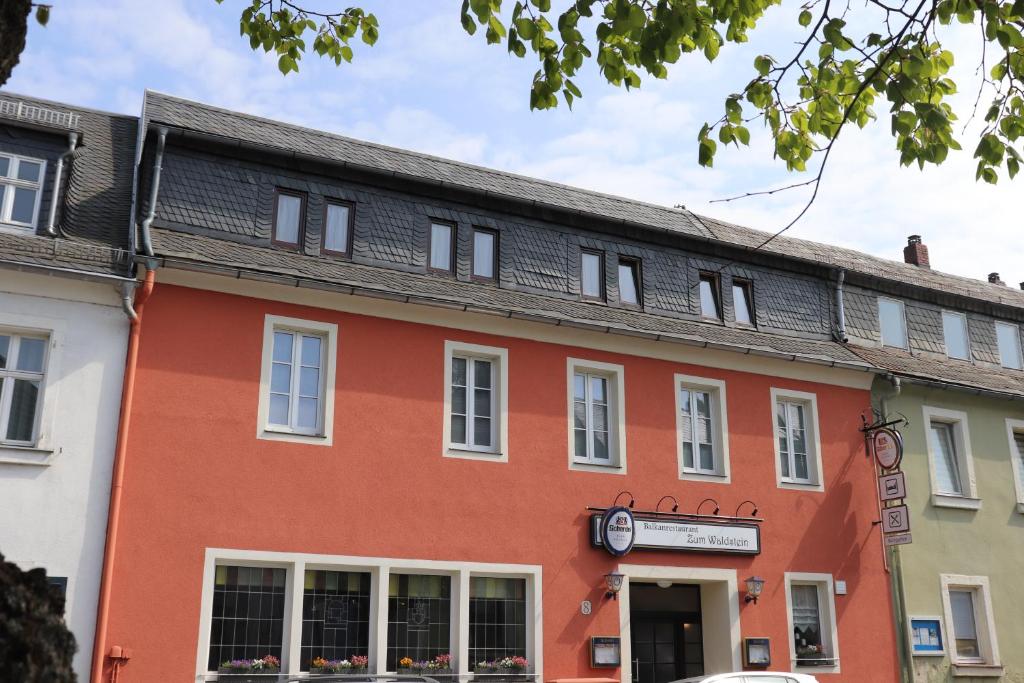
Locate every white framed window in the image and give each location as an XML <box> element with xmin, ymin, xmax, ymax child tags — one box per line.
<box><xmin>675</xmin><ymin>374</ymin><xmax>730</xmax><ymax>482</ymax></box>
<box><xmin>732</xmin><ymin>280</ymin><xmax>754</xmax><ymax>326</ymax></box>
<box><xmin>698</xmin><ymin>272</ymin><xmax>722</xmax><ymax>319</ymax></box>
<box><xmin>0</xmin><ymin>331</ymin><xmax>49</xmax><ymax>446</ymax></box>
<box><xmin>257</xmin><ymin>315</ymin><xmax>337</xmax><ymax>445</ymax></box>
<box><xmin>878</xmin><ymin>297</ymin><xmax>907</xmax><ymax>348</ymax></box>
<box><xmin>617</xmin><ymin>258</ymin><xmax>641</xmax><ymax>306</ymax></box>
<box><xmin>995</xmin><ymin>322</ymin><xmax>1022</xmax><ymax>370</ymax></box>
<box><xmin>194</xmin><ymin>549</ymin><xmax>543</xmax><ymax>679</ymax></box>
<box><xmin>922</xmin><ymin>406</ymin><xmax>979</xmax><ymax>509</ymax></box>
<box><xmin>471</xmin><ymin>228</ymin><xmax>497</xmax><ymax>280</ymax></box>
<box><xmin>942</xmin><ymin>311</ymin><xmax>970</xmax><ymax>360</ymax></box>
<box><xmin>1006</xmin><ymin>419</ymin><xmax>1024</xmax><ymax>514</ymax></box>
<box><xmin>940</xmin><ymin>574</ymin><xmax>1001</xmax><ymax>676</ymax></box>
<box><xmin>272</xmin><ymin>189</ymin><xmax>305</xmax><ymax>248</ymax></box>
<box><xmin>443</xmin><ymin>341</ymin><xmax>508</xmax><ymax>461</ymax></box>
<box><xmin>771</xmin><ymin>388</ymin><xmax>823</xmax><ymax>491</ymax></box>
<box><xmin>567</xmin><ymin>358</ymin><xmax>625</xmax><ymax>473</ymax></box>
<box><xmin>0</xmin><ymin>153</ymin><xmax>46</xmax><ymax>230</ymax></box>
<box><xmin>580</xmin><ymin>250</ymin><xmax>604</xmax><ymax>300</ymax></box>
<box><xmin>429</xmin><ymin>221</ymin><xmax>455</xmax><ymax>272</ymax></box>
<box><xmin>785</xmin><ymin>573</ymin><xmax>840</xmax><ymax>674</ymax></box>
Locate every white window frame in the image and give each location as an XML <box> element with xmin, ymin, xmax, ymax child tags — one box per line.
<box><xmin>770</xmin><ymin>388</ymin><xmax>824</xmax><ymax>492</ymax></box>
<box><xmin>442</xmin><ymin>341</ymin><xmax>508</xmax><ymax>461</ymax></box>
<box><xmin>784</xmin><ymin>572</ymin><xmax>840</xmax><ymax>675</ymax></box>
<box><xmin>566</xmin><ymin>357</ymin><xmax>626</xmax><ymax>474</ymax></box>
<box><xmin>0</xmin><ymin>152</ymin><xmax>46</xmax><ymax>231</ymax></box>
<box><xmin>257</xmin><ymin>315</ymin><xmax>337</xmax><ymax>446</ymax></box>
<box><xmin>675</xmin><ymin>373</ymin><xmax>730</xmax><ymax>483</ymax></box>
<box><xmin>995</xmin><ymin>322</ymin><xmax>1023</xmax><ymax>370</ymax></box>
<box><xmin>878</xmin><ymin>297</ymin><xmax>908</xmax><ymax>349</ymax></box>
<box><xmin>0</xmin><ymin>318</ymin><xmax>61</xmax><ymax>463</ymax></box>
<box><xmin>922</xmin><ymin>406</ymin><xmax>979</xmax><ymax>509</ymax></box>
<box><xmin>939</xmin><ymin>574</ymin><xmax>1001</xmax><ymax>676</ymax></box>
<box><xmin>1005</xmin><ymin>418</ymin><xmax>1024</xmax><ymax>514</ymax></box>
<box><xmin>194</xmin><ymin>548</ymin><xmax>543</xmax><ymax>680</ymax></box>
<box><xmin>941</xmin><ymin>310</ymin><xmax>971</xmax><ymax>360</ymax></box>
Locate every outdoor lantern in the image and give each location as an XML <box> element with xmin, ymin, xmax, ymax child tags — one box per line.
<box><xmin>744</xmin><ymin>576</ymin><xmax>765</xmax><ymax>604</ymax></box>
<box><xmin>604</xmin><ymin>571</ymin><xmax>625</xmax><ymax>600</ymax></box>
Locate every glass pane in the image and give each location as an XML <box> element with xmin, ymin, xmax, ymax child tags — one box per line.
<box><xmin>299</xmin><ymin>367</ymin><xmax>320</xmax><ymax>397</ymax></box>
<box><xmin>697</xmin><ymin>416</ymin><xmax>712</xmax><ymax>444</ymax></box>
<box><xmin>269</xmin><ymin>394</ymin><xmax>289</xmax><ymax>425</ymax></box>
<box><xmin>0</xmin><ymin>157</ymin><xmax>9</xmax><ymax>176</ymax></box>
<box><xmin>573</xmin><ymin>400</ymin><xmax>586</xmax><ymax>429</ymax></box>
<box><xmin>474</xmin><ymin>416</ymin><xmax>492</xmax><ymax>447</ymax></box>
<box><xmin>680</xmin><ymin>410</ymin><xmax>693</xmax><ymax>442</ymax></box>
<box><xmin>789</xmin><ymin>403</ymin><xmax>805</xmax><ymax>431</ymax></box>
<box><xmin>573</xmin><ymin>373</ymin><xmax>586</xmax><ymax>400</ymax></box>
<box><xmin>452</xmin><ymin>357</ymin><xmax>467</xmax><ymax>386</ymax></box>
<box><xmin>591</xmin><ymin>376</ymin><xmax>606</xmax><ymax>402</ymax></box>
<box><xmin>208</xmin><ymin>565</ymin><xmax>287</xmax><ymax>672</ymax></box>
<box><xmin>324</xmin><ymin>203</ymin><xmax>351</xmax><ymax>253</ymax></box>
<box><xmin>271</xmin><ymin>363</ymin><xmax>291</xmax><ymax>393</ymax></box>
<box><xmin>574</xmin><ymin>428</ymin><xmax>587</xmax><ymax>458</ymax></box>
<box><xmin>6</xmin><ymin>379</ymin><xmax>39</xmax><ymax>441</ymax></box>
<box><xmin>473</xmin><ymin>231</ymin><xmax>495</xmax><ymax>278</ymax></box>
<box><xmin>16</xmin><ymin>160</ymin><xmax>41</xmax><ymax>182</ymax></box>
<box><xmin>473</xmin><ymin>389</ymin><xmax>491</xmax><ymax>420</ymax></box>
<box><xmin>682</xmin><ymin>441</ymin><xmax>694</xmax><ymax>469</ymax></box>
<box><xmin>581</xmin><ymin>252</ymin><xmax>602</xmax><ymax>297</ymax></box>
<box><xmin>695</xmin><ymin>391</ymin><xmax>710</xmax><ymax>418</ymax></box>
<box><xmin>699</xmin><ymin>277</ymin><xmax>720</xmax><ymax>318</ymax></box>
<box><xmin>699</xmin><ymin>443</ymin><xmax>714</xmax><ymax>471</ymax></box>
<box><xmin>942</xmin><ymin>312</ymin><xmax>969</xmax><ymax>360</ymax></box>
<box><xmin>273</xmin><ymin>331</ymin><xmax>293</xmax><ymax>363</ymax></box>
<box><xmin>452</xmin><ymin>386</ymin><xmax>466</xmax><ymax>415</ymax></box>
<box><xmin>11</xmin><ymin>187</ymin><xmax>38</xmax><ymax>224</ymax></box>
<box><xmin>679</xmin><ymin>388</ymin><xmax>691</xmax><ymax>415</ymax></box>
<box><xmin>733</xmin><ymin>283</ymin><xmax>752</xmax><ymax>324</ymax></box>
<box><xmin>386</xmin><ymin>574</ymin><xmax>452</xmax><ymax>670</ymax></box>
<box><xmin>878</xmin><ymin>299</ymin><xmax>907</xmax><ymax>348</ymax></box>
<box><xmin>297</xmin><ymin>397</ymin><xmax>318</xmax><ymax>429</ymax></box>
<box><xmin>301</xmin><ymin>336</ymin><xmax>321</xmax><ymax>367</ymax></box>
<box><xmin>794</xmin><ymin>452</ymin><xmax>809</xmax><ymax>480</ymax></box>
<box><xmin>1015</xmin><ymin>434</ymin><xmax>1024</xmax><ymax>477</ymax></box>
<box><xmin>299</xmin><ymin>570</ymin><xmax>371</xmax><ymax>672</ymax></box>
<box><xmin>275</xmin><ymin>193</ymin><xmax>302</xmax><ymax>244</ymax></box>
<box><xmin>950</xmin><ymin>591</ymin><xmax>977</xmax><ymax>640</ymax></box>
<box><xmin>592</xmin><ymin>403</ymin><xmax>608</xmax><ymax>433</ymax></box>
<box><xmin>452</xmin><ymin>415</ymin><xmax>466</xmax><ymax>443</ymax></box>
<box><xmin>618</xmin><ymin>262</ymin><xmax>638</xmax><ymax>304</ymax></box>
<box><xmin>0</xmin><ymin>335</ymin><xmax>10</xmax><ymax>368</ymax></box>
<box><xmin>430</xmin><ymin>223</ymin><xmax>452</xmax><ymax>270</ymax></box>
<box><xmin>996</xmin><ymin>323</ymin><xmax>1022</xmax><ymax>369</ymax></box>
<box><xmin>16</xmin><ymin>337</ymin><xmax>46</xmax><ymax>372</ymax></box>
<box><xmin>593</xmin><ymin>430</ymin><xmax>609</xmax><ymax>460</ymax></box>
<box><xmin>474</xmin><ymin>359</ymin><xmax>492</xmax><ymax>389</ymax></box>
<box><xmin>929</xmin><ymin>422</ymin><xmax>963</xmax><ymax>495</ymax></box>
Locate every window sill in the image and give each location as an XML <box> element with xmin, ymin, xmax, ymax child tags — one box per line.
<box><xmin>790</xmin><ymin>659</ymin><xmax>839</xmax><ymax>675</ymax></box>
<box><xmin>952</xmin><ymin>663</ymin><xmax>1003</xmax><ymax>677</ymax></box>
<box><xmin>0</xmin><ymin>444</ymin><xmax>55</xmax><ymax>466</ymax></box>
<box><xmin>0</xmin><ymin>222</ymin><xmax>37</xmax><ymax>235</ymax></box>
<box><xmin>257</xmin><ymin>427</ymin><xmax>332</xmax><ymax>447</ymax></box>
<box><xmin>680</xmin><ymin>470</ymin><xmax>730</xmax><ymax>485</ymax></box>
<box><xmin>931</xmin><ymin>494</ymin><xmax>982</xmax><ymax>510</ymax></box>
<box><xmin>778</xmin><ymin>478</ymin><xmax>824</xmax><ymax>493</ymax></box>
<box><xmin>444</xmin><ymin>446</ymin><xmax>507</xmax><ymax>463</ymax></box>
<box><xmin>569</xmin><ymin>460</ymin><xmax>625</xmax><ymax>475</ymax></box>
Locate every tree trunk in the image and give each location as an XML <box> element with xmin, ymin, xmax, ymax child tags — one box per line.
<box><xmin>0</xmin><ymin>0</ymin><xmax>32</xmax><ymax>88</ymax></box>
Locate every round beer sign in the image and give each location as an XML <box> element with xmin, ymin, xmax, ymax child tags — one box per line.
<box><xmin>600</xmin><ymin>506</ymin><xmax>636</xmax><ymax>557</ymax></box>
<box><xmin>872</xmin><ymin>427</ymin><xmax>903</xmax><ymax>470</ymax></box>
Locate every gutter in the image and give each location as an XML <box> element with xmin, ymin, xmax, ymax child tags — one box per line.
<box><xmin>44</xmin><ymin>131</ymin><xmax>80</xmax><ymax>237</ymax></box>
<box><xmin>138</xmin><ymin>127</ymin><xmax>167</xmax><ymax>257</ymax></box>
<box><xmin>834</xmin><ymin>268</ymin><xmax>848</xmax><ymax>342</ymax></box>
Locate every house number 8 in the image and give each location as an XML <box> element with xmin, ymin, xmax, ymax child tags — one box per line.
<box><xmin>581</xmin><ymin>600</ymin><xmax>592</xmax><ymax>615</ymax></box>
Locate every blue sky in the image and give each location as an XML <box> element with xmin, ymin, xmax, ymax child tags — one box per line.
<box><xmin>8</xmin><ymin>0</ymin><xmax>1022</xmax><ymax>285</ymax></box>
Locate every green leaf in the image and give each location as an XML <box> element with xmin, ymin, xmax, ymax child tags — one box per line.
<box><xmin>754</xmin><ymin>55</ymin><xmax>772</xmax><ymax>76</ymax></box>
<box><xmin>35</xmin><ymin>4</ymin><xmax>50</xmax><ymax>26</ymax></box>
<box><xmin>798</xmin><ymin>9</ymin><xmax>812</xmax><ymax>27</ymax></box>
<box><xmin>698</xmin><ymin>138</ymin><xmax>717</xmax><ymax>167</ymax></box>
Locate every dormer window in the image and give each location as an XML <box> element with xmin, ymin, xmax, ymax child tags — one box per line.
<box><xmin>617</xmin><ymin>258</ymin><xmax>641</xmax><ymax>306</ymax></box>
<box><xmin>272</xmin><ymin>189</ymin><xmax>305</xmax><ymax>249</ymax></box>
<box><xmin>0</xmin><ymin>153</ymin><xmax>46</xmax><ymax>230</ymax></box>
<box><xmin>429</xmin><ymin>221</ymin><xmax>455</xmax><ymax>273</ymax></box>
<box><xmin>580</xmin><ymin>250</ymin><xmax>605</xmax><ymax>301</ymax></box>
<box><xmin>942</xmin><ymin>311</ymin><xmax>970</xmax><ymax>360</ymax></box>
<box><xmin>699</xmin><ymin>272</ymin><xmax>722</xmax><ymax>320</ymax></box>
<box><xmin>878</xmin><ymin>298</ymin><xmax>907</xmax><ymax>348</ymax></box>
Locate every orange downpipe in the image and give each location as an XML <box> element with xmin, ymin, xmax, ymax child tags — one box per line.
<box><xmin>90</xmin><ymin>267</ymin><xmax>156</xmax><ymax>683</ymax></box>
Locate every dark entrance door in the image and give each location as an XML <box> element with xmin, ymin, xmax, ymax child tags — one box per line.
<box><xmin>629</xmin><ymin>584</ymin><xmax>703</xmax><ymax>683</ymax></box>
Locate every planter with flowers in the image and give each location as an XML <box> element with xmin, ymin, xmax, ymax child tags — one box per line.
<box><xmin>311</xmin><ymin>655</ymin><xmax>370</xmax><ymax>675</ymax></box>
<box><xmin>217</xmin><ymin>655</ymin><xmax>281</xmax><ymax>681</ymax></box>
<box><xmin>795</xmin><ymin>643</ymin><xmax>825</xmax><ymax>665</ymax></box>
<box><xmin>473</xmin><ymin>660</ymin><xmax>499</xmax><ymax>677</ymax></box>
<box><xmin>497</xmin><ymin>656</ymin><xmax>529</xmax><ymax>681</ymax></box>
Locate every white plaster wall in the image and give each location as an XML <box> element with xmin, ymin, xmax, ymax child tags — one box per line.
<box><xmin>0</xmin><ymin>269</ymin><xmax>129</xmax><ymax>680</ymax></box>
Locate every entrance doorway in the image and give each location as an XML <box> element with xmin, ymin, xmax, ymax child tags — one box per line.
<box><xmin>629</xmin><ymin>583</ymin><xmax>703</xmax><ymax>683</ymax></box>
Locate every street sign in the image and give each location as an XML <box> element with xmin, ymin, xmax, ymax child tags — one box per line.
<box><xmin>872</xmin><ymin>427</ymin><xmax>903</xmax><ymax>470</ymax></box>
<box><xmin>879</xmin><ymin>471</ymin><xmax>907</xmax><ymax>502</ymax></box>
<box><xmin>882</xmin><ymin>504</ymin><xmax>910</xmax><ymax>534</ymax></box>
<box><xmin>884</xmin><ymin>532</ymin><xmax>913</xmax><ymax>546</ymax></box>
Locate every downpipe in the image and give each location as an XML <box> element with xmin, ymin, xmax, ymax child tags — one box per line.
<box><xmin>44</xmin><ymin>131</ymin><xmax>80</xmax><ymax>237</ymax></box>
<box><xmin>138</xmin><ymin>127</ymin><xmax>167</xmax><ymax>257</ymax></box>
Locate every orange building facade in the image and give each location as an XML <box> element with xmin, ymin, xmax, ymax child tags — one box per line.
<box><xmin>100</xmin><ymin>276</ymin><xmax>900</xmax><ymax>682</ymax></box>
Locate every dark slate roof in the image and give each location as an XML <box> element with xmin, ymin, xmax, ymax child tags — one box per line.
<box><xmin>149</xmin><ymin>227</ymin><xmax>874</xmax><ymax>370</ymax></box>
<box><xmin>847</xmin><ymin>344</ymin><xmax>1024</xmax><ymax>398</ymax></box>
<box><xmin>0</xmin><ymin>91</ymin><xmax>136</xmax><ymax>278</ymax></box>
<box><xmin>142</xmin><ymin>90</ymin><xmax>1024</xmax><ymax>311</ymax></box>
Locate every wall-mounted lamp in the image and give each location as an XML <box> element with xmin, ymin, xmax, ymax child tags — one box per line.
<box><xmin>744</xmin><ymin>576</ymin><xmax>765</xmax><ymax>604</ymax></box>
<box><xmin>656</xmin><ymin>580</ymin><xmax>673</xmax><ymax>589</ymax></box>
<box><xmin>696</xmin><ymin>498</ymin><xmax>720</xmax><ymax>516</ymax></box>
<box><xmin>655</xmin><ymin>495</ymin><xmax>679</xmax><ymax>513</ymax></box>
<box><xmin>613</xmin><ymin>491</ymin><xmax>635</xmax><ymax>508</ymax></box>
<box><xmin>604</xmin><ymin>571</ymin><xmax>625</xmax><ymax>600</ymax></box>
<box><xmin>735</xmin><ymin>500</ymin><xmax>759</xmax><ymax>517</ymax></box>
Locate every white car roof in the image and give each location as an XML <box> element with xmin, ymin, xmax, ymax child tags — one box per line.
<box><xmin>674</xmin><ymin>672</ymin><xmax>820</xmax><ymax>683</ymax></box>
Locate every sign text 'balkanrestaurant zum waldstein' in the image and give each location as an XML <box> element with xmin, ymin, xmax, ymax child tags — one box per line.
<box><xmin>592</xmin><ymin>513</ymin><xmax>761</xmax><ymax>556</ymax></box>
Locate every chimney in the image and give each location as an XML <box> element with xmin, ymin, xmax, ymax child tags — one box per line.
<box><xmin>988</xmin><ymin>272</ymin><xmax>1005</xmax><ymax>286</ymax></box>
<box><xmin>903</xmin><ymin>235</ymin><xmax>930</xmax><ymax>268</ymax></box>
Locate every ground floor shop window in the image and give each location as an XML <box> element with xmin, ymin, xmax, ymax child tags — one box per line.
<box><xmin>387</xmin><ymin>574</ymin><xmax>452</xmax><ymax>670</ymax></box>
<box><xmin>207</xmin><ymin>565</ymin><xmax>286</xmax><ymax>671</ymax></box>
<box><xmin>301</xmin><ymin>570</ymin><xmax>371</xmax><ymax>671</ymax></box>
<box><xmin>469</xmin><ymin>577</ymin><xmax>527</xmax><ymax>664</ymax></box>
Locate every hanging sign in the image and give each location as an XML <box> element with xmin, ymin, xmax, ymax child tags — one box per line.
<box><xmin>878</xmin><ymin>471</ymin><xmax>907</xmax><ymax>502</ymax></box>
<box><xmin>592</xmin><ymin>515</ymin><xmax>760</xmax><ymax>555</ymax></box>
<box><xmin>881</xmin><ymin>504</ymin><xmax>910</xmax><ymax>534</ymax></box>
<box><xmin>599</xmin><ymin>506</ymin><xmax>636</xmax><ymax>557</ymax></box>
<box><xmin>872</xmin><ymin>428</ymin><xmax>903</xmax><ymax>470</ymax></box>
<box><xmin>885</xmin><ymin>532</ymin><xmax>913</xmax><ymax>546</ymax></box>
